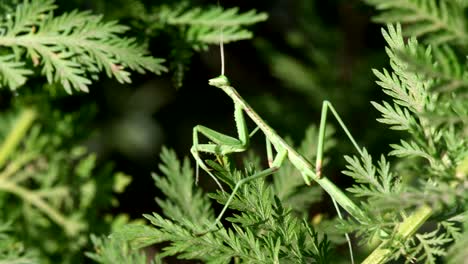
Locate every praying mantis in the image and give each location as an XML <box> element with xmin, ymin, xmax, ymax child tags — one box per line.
<box><xmin>190</xmin><ymin>22</ymin><xmax>366</xmax><ymax>264</ymax></box>
<box><xmin>191</xmin><ymin>74</ymin><xmax>369</xmax><ymax>263</ymax></box>
<box><xmin>191</xmin><ymin>75</ymin><xmax>366</xmax><ymax>226</ymax></box>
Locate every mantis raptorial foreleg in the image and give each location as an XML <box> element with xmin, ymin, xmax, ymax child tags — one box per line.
<box><xmin>191</xmin><ymin>103</ymin><xmax>249</xmax><ymax>192</ymax></box>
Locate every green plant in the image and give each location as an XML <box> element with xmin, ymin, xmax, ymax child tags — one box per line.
<box><xmin>0</xmin><ymin>0</ymin><xmax>269</xmax><ymax>263</ymax></box>
<box><xmin>90</xmin><ymin>147</ymin><xmax>333</xmax><ymax>263</ymax></box>
<box><xmin>365</xmin><ymin>0</ymin><xmax>468</xmax><ymax>45</ymax></box>
<box><xmin>1</xmin><ymin>0</ymin><xmax>466</xmax><ymax>263</ymax></box>
<box><xmin>0</xmin><ymin>0</ymin><xmax>169</xmax><ymax>260</ymax></box>
<box><xmin>99</xmin><ymin>0</ymin><xmax>268</xmax><ymax>87</ymax></box>
<box><xmin>90</xmin><ymin>5</ymin><xmax>466</xmax><ymax>264</ymax></box>
<box><xmin>0</xmin><ymin>0</ymin><xmax>166</xmax><ymax>93</ymax></box>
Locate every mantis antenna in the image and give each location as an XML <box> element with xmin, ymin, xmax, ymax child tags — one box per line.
<box><xmin>218</xmin><ymin>0</ymin><xmax>225</xmax><ymax>76</ymax></box>
<box><xmin>195</xmin><ymin>0</ymin><xmax>226</xmax><ymax>189</ymax></box>
<box><xmin>220</xmin><ymin>28</ymin><xmax>225</xmax><ymax>76</ymax></box>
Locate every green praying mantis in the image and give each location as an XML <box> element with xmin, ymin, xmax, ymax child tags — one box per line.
<box><xmin>191</xmin><ymin>74</ymin><xmax>367</xmax><ymax>262</ymax></box>
<box><xmin>191</xmin><ymin>75</ymin><xmax>366</xmax><ymax>225</ymax></box>
<box><xmin>190</xmin><ymin>25</ymin><xmax>367</xmax><ymax>263</ymax></box>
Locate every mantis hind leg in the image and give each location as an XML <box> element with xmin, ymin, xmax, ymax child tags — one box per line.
<box><xmin>315</xmin><ymin>100</ymin><xmax>363</xmax><ymax>177</ymax></box>
<box><xmin>315</xmin><ymin>100</ymin><xmax>361</xmax><ymax>264</ymax></box>
<box><xmin>191</xmin><ymin>103</ymin><xmax>250</xmax><ymax>190</ymax></box>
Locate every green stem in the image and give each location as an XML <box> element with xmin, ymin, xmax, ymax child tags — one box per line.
<box><xmin>0</xmin><ymin>108</ymin><xmax>83</xmax><ymax>236</ymax></box>
<box><xmin>0</xmin><ymin>178</ymin><xmax>83</xmax><ymax>236</ymax></box>
<box><xmin>0</xmin><ymin>153</ymin><xmax>36</xmax><ymax>181</ymax></box>
<box><xmin>362</xmin><ymin>205</ymin><xmax>433</xmax><ymax>264</ymax></box>
<box><xmin>0</xmin><ymin>108</ymin><xmax>37</xmax><ymax>168</ymax></box>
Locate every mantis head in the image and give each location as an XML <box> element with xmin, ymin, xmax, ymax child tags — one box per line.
<box><xmin>209</xmin><ymin>75</ymin><xmax>230</xmax><ymax>88</ymax></box>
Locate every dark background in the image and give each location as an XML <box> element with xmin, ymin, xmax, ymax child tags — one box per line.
<box><xmin>46</xmin><ymin>0</ymin><xmax>395</xmax><ymax>222</ymax></box>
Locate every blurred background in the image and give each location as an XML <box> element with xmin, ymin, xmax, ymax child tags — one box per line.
<box><xmin>42</xmin><ymin>0</ymin><xmax>395</xmax><ymax>219</ymax></box>
<box><xmin>2</xmin><ymin>0</ymin><xmax>397</xmax><ymax>226</ymax></box>
<box><xmin>2</xmin><ymin>1</ymin><xmax>467</xmax><ymax>263</ymax></box>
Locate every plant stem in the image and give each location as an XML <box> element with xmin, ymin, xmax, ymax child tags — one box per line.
<box><xmin>0</xmin><ymin>178</ymin><xmax>83</xmax><ymax>236</ymax></box>
<box><xmin>0</xmin><ymin>153</ymin><xmax>36</xmax><ymax>181</ymax></box>
<box><xmin>362</xmin><ymin>205</ymin><xmax>433</xmax><ymax>264</ymax></box>
<box><xmin>0</xmin><ymin>108</ymin><xmax>83</xmax><ymax>236</ymax></box>
<box><xmin>0</xmin><ymin>108</ymin><xmax>36</xmax><ymax>168</ymax></box>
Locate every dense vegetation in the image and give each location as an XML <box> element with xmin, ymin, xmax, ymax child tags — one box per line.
<box><xmin>0</xmin><ymin>0</ymin><xmax>466</xmax><ymax>263</ymax></box>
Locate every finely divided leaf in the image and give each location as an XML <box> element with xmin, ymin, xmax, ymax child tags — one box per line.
<box><xmin>365</xmin><ymin>0</ymin><xmax>468</xmax><ymax>45</ymax></box>
<box><xmin>152</xmin><ymin>147</ymin><xmax>214</xmax><ymax>225</ymax></box>
<box><xmin>0</xmin><ymin>55</ymin><xmax>33</xmax><ymax>89</ymax></box>
<box><xmin>0</xmin><ymin>0</ymin><xmax>166</xmax><ymax>92</ymax></box>
<box><xmin>159</xmin><ymin>4</ymin><xmax>267</xmax><ymax>45</ymax></box>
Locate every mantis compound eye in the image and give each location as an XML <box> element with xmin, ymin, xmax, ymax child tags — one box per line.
<box><xmin>208</xmin><ymin>75</ymin><xmax>230</xmax><ymax>87</ymax></box>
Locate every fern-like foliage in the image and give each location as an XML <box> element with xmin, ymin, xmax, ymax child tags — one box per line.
<box><xmin>344</xmin><ymin>151</ymin><xmax>400</xmax><ymax>199</ymax></box>
<box><xmin>370</xmin><ymin>180</ymin><xmax>467</xmax><ymax>213</ymax></box>
<box><xmin>339</xmin><ymin>23</ymin><xmax>467</xmax><ymax>263</ymax></box>
<box><xmin>401</xmin><ymin>224</ymin><xmax>453</xmax><ymax>263</ymax></box>
<box><xmin>0</xmin><ymin>222</ymin><xmax>36</xmax><ymax>264</ymax></box>
<box><xmin>152</xmin><ymin>147</ymin><xmax>213</xmax><ymax>224</ymax></box>
<box><xmin>395</xmin><ymin>216</ymin><xmax>466</xmax><ymax>264</ymax></box>
<box><xmin>0</xmin><ymin>0</ymin><xmax>166</xmax><ymax>93</ymax></box>
<box><xmin>365</xmin><ymin>0</ymin><xmax>468</xmax><ymax>45</ymax></box>
<box><xmin>0</xmin><ymin>55</ymin><xmax>32</xmax><ymax>89</ymax></box>
<box><xmin>143</xmin><ymin>2</ymin><xmax>267</xmax><ymax>48</ymax></box>
<box><xmin>397</xmin><ymin>45</ymin><xmax>468</xmax><ymax>93</ymax></box>
<box><xmin>121</xmin><ymin>1</ymin><xmax>267</xmax><ymax>87</ymax></box>
<box><xmin>445</xmin><ymin>213</ymin><xmax>468</xmax><ymax>263</ymax></box>
<box><xmin>0</xmin><ymin>107</ymin><xmax>131</xmax><ymax>262</ymax></box>
<box><xmin>371</xmin><ymin>24</ymin><xmax>465</xmax><ymax>179</ymax></box>
<box><xmin>91</xmin><ymin>147</ymin><xmax>332</xmax><ymax>263</ymax></box>
<box><xmin>86</xmin><ymin>234</ymin><xmax>156</xmax><ymax>264</ymax></box>
<box><xmin>161</xmin><ymin>4</ymin><xmax>267</xmax><ymax>46</ymax></box>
